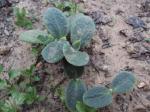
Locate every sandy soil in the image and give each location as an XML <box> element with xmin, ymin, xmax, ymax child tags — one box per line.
<box><xmin>0</xmin><ymin>0</ymin><xmax>150</xmax><ymax>112</ymax></box>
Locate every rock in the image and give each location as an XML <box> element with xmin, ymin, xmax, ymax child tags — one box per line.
<box><xmin>126</xmin><ymin>16</ymin><xmax>146</xmax><ymax>29</ymax></box>
<box><xmin>137</xmin><ymin>82</ymin><xmax>146</xmax><ymax>89</ymax></box>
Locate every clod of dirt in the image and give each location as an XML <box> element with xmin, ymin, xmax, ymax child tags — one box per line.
<box><xmin>88</xmin><ymin>10</ymin><xmax>112</xmax><ymax>25</ymax></box>
<box><xmin>126</xmin><ymin>16</ymin><xmax>146</xmax><ymax>29</ymax></box>
<box><xmin>0</xmin><ymin>46</ymin><xmax>11</xmax><ymax>55</ymax></box>
<box><xmin>142</xmin><ymin>0</ymin><xmax>150</xmax><ymax>12</ymax></box>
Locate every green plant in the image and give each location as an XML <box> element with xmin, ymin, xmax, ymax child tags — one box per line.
<box><xmin>83</xmin><ymin>71</ymin><xmax>136</xmax><ymax>109</ymax></box>
<box><xmin>0</xmin><ymin>65</ymin><xmax>41</xmax><ymax>112</ymax></box>
<box><xmin>14</xmin><ymin>7</ymin><xmax>33</xmax><ymax>29</ymax></box>
<box><xmin>19</xmin><ymin>7</ymin><xmax>95</xmax><ymax>68</ymax></box>
<box><xmin>18</xmin><ymin>7</ymin><xmax>137</xmax><ymax>112</ymax></box>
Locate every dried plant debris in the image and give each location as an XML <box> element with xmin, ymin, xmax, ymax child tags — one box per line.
<box><xmin>88</xmin><ymin>10</ymin><xmax>112</xmax><ymax>25</ymax></box>
<box><xmin>142</xmin><ymin>0</ymin><xmax>150</xmax><ymax>12</ymax></box>
<box><xmin>126</xmin><ymin>42</ymin><xmax>150</xmax><ymax>61</ymax></box>
<box><xmin>98</xmin><ymin>27</ymin><xmax>111</xmax><ymax>49</ymax></box>
<box><xmin>120</xmin><ymin>29</ymin><xmax>147</xmax><ymax>43</ymax></box>
<box><xmin>126</xmin><ymin>16</ymin><xmax>146</xmax><ymax>29</ymax></box>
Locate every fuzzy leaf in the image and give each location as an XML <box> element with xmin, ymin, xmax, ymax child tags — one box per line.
<box><xmin>20</xmin><ymin>30</ymin><xmax>48</xmax><ymax>44</ymax></box>
<box><xmin>71</xmin><ymin>14</ymin><xmax>96</xmax><ymax>47</ymax></box>
<box><xmin>63</xmin><ymin>42</ymin><xmax>89</xmax><ymax>66</ymax></box>
<box><xmin>43</xmin><ymin>7</ymin><xmax>68</xmax><ymax>39</ymax></box>
<box><xmin>83</xmin><ymin>86</ymin><xmax>112</xmax><ymax>108</ymax></box>
<box><xmin>41</xmin><ymin>40</ymin><xmax>67</xmax><ymax>63</ymax></box>
<box><xmin>112</xmin><ymin>71</ymin><xmax>136</xmax><ymax>94</ymax></box>
<box><xmin>64</xmin><ymin>60</ymin><xmax>84</xmax><ymax>79</ymax></box>
<box><xmin>65</xmin><ymin>79</ymin><xmax>86</xmax><ymax>111</ymax></box>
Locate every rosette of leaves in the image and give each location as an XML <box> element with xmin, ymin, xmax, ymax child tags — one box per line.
<box><xmin>83</xmin><ymin>71</ymin><xmax>136</xmax><ymax>109</ymax></box>
<box><xmin>19</xmin><ymin>7</ymin><xmax>95</xmax><ymax>74</ymax></box>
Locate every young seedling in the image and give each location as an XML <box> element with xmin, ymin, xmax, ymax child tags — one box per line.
<box><xmin>0</xmin><ymin>65</ymin><xmax>41</xmax><ymax>112</ymax></box>
<box><xmin>19</xmin><ymin>7</ymin><xmax>95</xmax><ymax>78</ymax></box>
<box><xmin>83</xmin><ymin>71</ymin><xmax>136</xmax><ymax>108</ymax></box>
<box><xmin>49</xmin><ymin>0</ymin><xmax>80</xmax><ymax>16</ymax></box>
<box><xmin>14</xmin><ymin>7</ymin><xmax>33</xmax><ymax>29</ymax></box>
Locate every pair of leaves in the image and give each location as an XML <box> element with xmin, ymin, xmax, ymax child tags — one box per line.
<box><xmin>83</xmin><ymin>71</ymin><xmax>136</xmax><ymax>108</ymax></box>
<box><xmin>42</xmin><ymin>41</ymin><xmax>89</xmax><ymax>66</ymax></box>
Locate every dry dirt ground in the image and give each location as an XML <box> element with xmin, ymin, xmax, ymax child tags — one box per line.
<box><xmin>0</xmin><ymin>0</ymin><xmax>150</xmax><ymax>112</ymax></box>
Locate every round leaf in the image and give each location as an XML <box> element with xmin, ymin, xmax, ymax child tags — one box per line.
<box><xmin>112</xmin><ymin>71</ymin><xmax>136</xmax><ymax>94</ymax></box>
<box><xmin>71</xmin><ymin>14</ymin><xmax>96</xmax><ymax>47</ymax></box>
<box><xmin>41</xmin><ymin>40</ymin><xmax>67</xmax><ymax>63</ymax></box>
<box><xmin>65</xmin><ymin>79</ymin><xmax>86</xmax><ymax>111</ymax></box>
<box><xmin>63</xmin><ymin>42</ymin><xmax>89</xmax><ymax>66</ymax></box>
<box><xmin>64</xmin><ymin>60</ymin><xmax>84</xmax><ymax>79</ymax></box>
<box><xmin>20</xmin><ymin>30</ymin><xmax>48</xmax><ymax>44</ymax></box>
<box><xmin>83</xmin><ymin>86</ymin><xmax>112</xmax><ymax>108</ymax></box>
<box><xmin>43</xmin><ymin>7</ymin><xmax>68</xmax><ymax>39</ymax></box>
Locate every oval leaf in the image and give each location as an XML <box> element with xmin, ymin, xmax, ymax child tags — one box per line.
<box><xmin>41</xmin><ymin>40</ymin><xmax>67</xmax><ymax>63</ymax></box>
<box><xmin>83</xmin><ymin>86</ymin><xmax>112</xmax><ymax>108</ymax></box>
<box><xmin>112</xmin><ymin>71</ymin><xmax>136</xmax><ymax>94</ymax></box>
<box><xmin>71</xmin><ymin>14</ymin><xmax>96</xmax><ymax>47</ymax></box>
<box><xmin>64</xmin><ymin>60</ymin><xmax>84</xmax><ymax>79</ymax></box>
<box><xmin>65</xmin><ymin>79</ymin><xmax>86</xmax><ymax>111</ymax></box>
<box><xmin>20</xmin><ymin>30</ymin><xmax>48</xmax><ymax>44</ymax></box>
<box><xmin>43</xmin><ymin>7</ymin><xmax>68</xmax><ymax>39</ymax></box>
<box><xmin>63</xmin><ymin>42</ymin><xmax>89</xmax><ymax>66</ymax></box>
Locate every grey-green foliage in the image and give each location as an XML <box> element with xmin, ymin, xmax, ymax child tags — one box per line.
<box><xmin>70</xmin><ymin>14</ymin><xmax>96</xmax><ymax>47</ymax></box>
<box><xmin>19</xmin><ymin>30</ymin><xmax>48</xmax><ymax>44</ymax></box>
<box><xmin>41</xmin><ymin>40</ymin><xmax>67</xmax><ymax>63</ymax></box>
<box><xmin>112</xmin><ymin>71</ymin><xmax>136</xmax><ymax>93</ymax></box>
<box><xmin>20</xmin><ymin>7</ymin><xmax>95</xmax><ymax>67</ymax></box>
<box><xmin>83</xmin><ymin>86</ymin><xmax>112</xmax><ymax>108</ymax></box>
<box><xmin>63</xmin><ymin>42</ymin><xmax>89</xmax><ymax>66</ymax></box>
<box><xmin>65</xmin><ymin>79</ymin><xmax>86</xmax><ymax>111</ymax></box>
<box><xmin>83</xmin><ymin>71</ymin><xmax>136</xmax><ymax>109</ymax></box>
<box><xmin>43</xmin><ymin>8</ymin><xmax>68</xmax><ymax>39</ymax></box>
